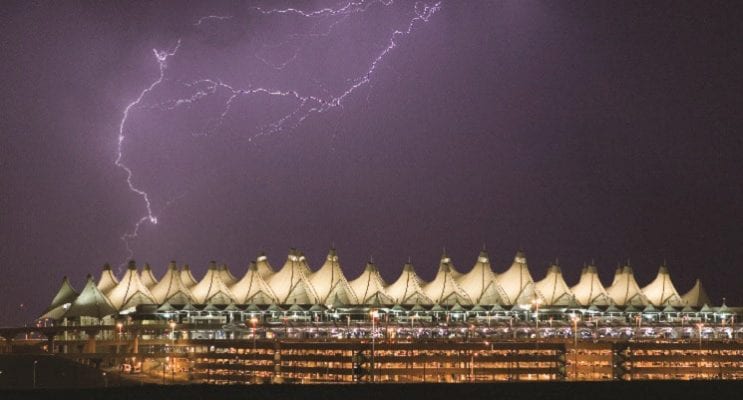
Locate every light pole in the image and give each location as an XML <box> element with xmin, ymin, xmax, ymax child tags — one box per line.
<box><xmin>532</xmin><ymin>298</ymin><xmax>542</xmax><ymax>340</ymax></box>
<box><xmin>571</xmin><ymin>315</ymin><xmax>579</xmax><ymax>381</ymax></box>
<box><xmin>32</xmin><ymin>360</ymin><xmax>38</xmax><ymax>389</ymax></box>
<box><xmin>509</xmin><ymin>316</ymin><xmax>515</xmax><ymax>340</ymax></box>
<box><xmin>696</xmin><ymin>323</ymin><xmax>704</xmax><ymax>349</ymax></box>
<box><xmin>250</xmin><ymin>317</ymin><xmax>258</xmax><ymax>350</ymax></box>
<box><xmin>470</xmin><ymin>352</ymin><xmax>474</xmax><ymax>382</ymax></box>
<box><xmin>470</xmin><ymin>352</ymin><xmax>479</xmax><ymax>382</ymax></box>
<box><xmin>635</xmin><ymin>315</ymin><xmax>641</xmax><ymax>339</ymax></box>
<box><xmin>370</xmin><ymin>309</ymin><xmax>379</xmax><ymax>383</ymax></box>
<box><xmin>116</xmin><ymin>322</ymin><xmax>123</xmax><ymax>354</ymax></box>
<box><xmin>169</xmin><ymin>321</ymin><xmax>176</xmax><ymax>347</ymax></box>
<box><xmin>695</xmin><ymin>322</ymin><xmax>704</xmax><ymax>379</ymax></box>
<box><xmin>163</xmin><ymin>356</ymin><xmax>168</xmax><ymax>385</ymax></box>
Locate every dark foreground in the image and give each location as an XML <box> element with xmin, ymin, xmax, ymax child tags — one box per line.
<box><xmin>2</xmin><ymin>381</ymin><xmax>743</xmax><ymax>400</ymax></box>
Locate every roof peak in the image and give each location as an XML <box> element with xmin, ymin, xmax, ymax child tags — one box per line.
<box><xmin>514</xmin><ymin>250</ymin><xmax>526</xmax><ymax>263</ymax></box>
<box><xmin>658</xmin><ymin>264</ymin><xmax>670</xmax><ymax>274</ymax></box>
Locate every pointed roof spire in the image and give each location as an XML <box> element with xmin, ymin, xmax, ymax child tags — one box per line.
<box><xmin>255</xmin><ymin>251</ymin><xmax>275</xmax><ymax>278</ymax></box>
<box><xmin>140</xmin><ymin>263</ymin><xmax>159</xmax><ymax>289</ymax></box>
<box><xmin>571</xmin><ymin>263</ymin><xmax>611</xmax><ymax>306</ymax></box>
<box><xmin>97</xmin><ymin>263</ymin><xmax>119</xmax><ymax>294</ymax></box>
<box><xmin>179</xmin><ymin>264</ymin><xmax>198</xmax><ymax>289</ymax></box>
<box><xmin>681</xmin><ymin>278</ymin><xmax>712</xmax><ymax>308</ymax></box>
<box><xmin>151</xmin><ymin>261</ymin><xmax>195</xmax><ymax>304</ymax></box>
<box><xmin>65</xmin><ymin>275</ymin><xmax>117</xmax><ymax>319</ymax></box>
<box><xmin>217</xmin><ymin>263</ymin><xmax>238</xmax><ymax>286</ymax></box>
<box><xmin>424</xmin><ymin>255</ymin><xmax>472</xmax><ymax>306</ymax></box>
<box><xmin>477</xmin><ymin>249</ymin><xmax>489</xmax><ymax>263</ymax></box>
<box><xmin>231</xmin><ymin>261</ymin><xmax>277</xmax><ymax>305</ymax></box>
<box><xmin>40</xmin><ymin>276</ymin><xmax>79</xmax><ymax>320</ymax></box>
<box><xmin>350</xmin><ymin>260</ymin><xmax>393</xmax><ymax>305</ymax></box>
<box><xmin>495</xmin><ymin>250</ymin><xmax>535</xmax><ymax>305</ymax></box>
<box><xmin>438</xmin><ymin>251</ymin><xmax>461</xmax><ymax>277</ymax></box>
<box><xmin>309</xmin><ymin>248</ymin><xmax>358</xmax><ymax>305</ymax></box>
<box><xmin>514</xmin><ymin>249</ymin><xmax>526</xmax><ymax>263</ymax></box>
<box><xmin>606</xmin><ymin>264</ymin><xmax>647</xmax><ymax>306</ymax></box>
<box><xmin>192</xmin><ymin>261</ymin><xmax>237</xmax><ymax>304</ymax></box>
<box><xmin>266</xmin><ymin>248</ymin><xmax>317</xmax><ymax>304</ymax></box>
<box><xmin>107</xmin><ymin>262</ymin><xmax>157</xmax><ymax>310</ymax></box>
<box><xmin>457</xmin><ymin>249</ymin><xmax>505</xmax><ymax>305</ymax></box>
<box><xmin>642</xmin><ymin>263</ymin><xmax>683</xmax><ymax>307</ymax></box>
<box><xmin>534</xmin><ymin>263</ymin><xmax>573</xmax><ymax>306</ymax></box>
<box><xmin>387</xmin><ymin>261</ymin><xmax>432</xmax><ymax>305</ymax></box>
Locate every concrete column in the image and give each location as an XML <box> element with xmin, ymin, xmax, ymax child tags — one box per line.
<box><xmin>132</xmin><ymin>332</ymin><xmax>139</xmax><ymax>354</ymax></box>
<box><xmin>83</xmin><ymin>328</ymin><xmax>100</xmax><ymax>353</ymax></box>
<box><xmin>1</xmin><ymin>336</ymin><xmax>12</xmax><ymax>353</ymax></box>
<box><xmin>41</xmin><ymin>329</ymin><xmax>58</xmax><ymax>353</ymax></box>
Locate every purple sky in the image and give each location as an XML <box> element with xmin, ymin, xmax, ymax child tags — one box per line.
<box><xmin>1</xmin><ymin>1</ymin><xmax>742</xmax><ymax>326</ymax></box>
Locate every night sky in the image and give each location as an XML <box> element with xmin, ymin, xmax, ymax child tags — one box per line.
<box><xmin>1</xmin><ymin>1</ymin><xmax>741</xmax><ymax>326</ymax></box>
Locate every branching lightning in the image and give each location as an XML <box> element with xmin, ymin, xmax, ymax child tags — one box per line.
<box><xmin>115</xmin><ymin>0</ymin><xmax>442</xmax><ymax>262</ymax></box>
<box><xmin>116</xmin><ymin>41</ymin><xmax>181</xmax><ymax>261</ymax></box>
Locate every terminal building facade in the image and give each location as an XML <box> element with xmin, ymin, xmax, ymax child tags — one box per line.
<box><xmin>15</xmin><ymin>249</ymin><xmax>743</xmax><ymax>383</ymax></box>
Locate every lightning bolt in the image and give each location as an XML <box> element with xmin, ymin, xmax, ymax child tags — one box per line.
<box><xmin>193</xmin><ymin>15</ymin><xmax>233</xmax><ymax>26</ymax></box>
<box><xmin>115</xmin><ymin>0</ymin><xmax>442</xmax><ymax>262</ymax></box>
<box><xmin>116</xmin><ymin>40</ymin><xmax>181</xmax><ymax>262</ymax></box>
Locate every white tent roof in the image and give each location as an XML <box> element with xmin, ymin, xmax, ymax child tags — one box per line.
<box><xmin>267</xmin><ymin>249</ymin><xmax>317</xmax><ymax>304</ymax></box>
<box><xmin>40</xmin><ymin>276</ymin><xmax>78</xmax><ymax>320</ymax></box>
<box><xmin>191</xmin><ymin>262</ymin><xmax>237</xmax><ymax>304</ymax></box>
<box><xmin>496</xmin><ymin>251</ymin><xmax>536</xmax><ymax>305</ymax></box>
<box><xmin>150</xmin><ymin>261</ymin><xmax>195</xmax><ymax>304</ymax></box>
<box><xmin>308</xmin><ymin>249</ymin><xmax>358</xmax><ymax>305</ymax></box>
<box><xmin>297</xmin><ymin>251</ymin><xmax>313</xmax><ymax>275</ymax></box>
<box><xmin>140</xmin><ymin>263</ymin><xmax>159</xmax><ymax>289</ymax></box>
<box><xmin>681</xmin><ymin>278</ymin><xmax>712</xmax><ymax>308</ymax></box>
<box><xmin>107</xmin><ymin>262</ymin><xmax>157</xmax><ymax>310</ymax></box>
<box><xmin>425</xmin><ymin>254</ymin><xmax>473</xmax><ymax>305</ymax></box>
<box><xmin>65</xmin><ymin>274</ymin><xmax>117</xmax><ymax>319</ymax></box>
<box><xmin>440</xmin><ymin>251</ymin><xmax>463</xmax><ymax>279</ymax></box>
<box><xmin>349</xmin><ymin>261</ymin><xmax>394</xmax><ymax>305</ymax></box>
<box><xmin>606</xmin><ymin>266</ymin><xmax>647</xmax><ymax>307</ymax></box>
<box><xmin>217</xmin><ymin>263</ymin><xmax>238</xmax><ymax>286</ymax></box>
<box><xmin>534</xmin><ymin>264</ymin><xmax>574</xmax><ymax>306</ymax></box>
<box><xmin>571</xmin><ymin>265</ymin><xmax>611</xmax><ymax>306</ymax></box>
<box><xmin>255</xmin><ymin>252</ymin><xmax>275</xmax><ymax>279</ymax></box>
<box><xmin>457</xmin><ymin>250</ymin><xmax>507</xmax><ymax>305</ymax></box>
<box><xmin>96</xmin><ymin>264</ymin><xmax>119</xmax><ymax>294</ymax></box>
<box><xmin>179</xmin><ymin>264</ymin><xmax>198</xmax><ymax>289</ymax></box>
<box><xmin>231</xmin><ymin>262</ymin><xmax>277</xmax><ymax>304</ymax></box>
<box><xmin>386</xmin><ymin>262</ymin><xmax>433</xmax><ymax>305</ymax></box>
<box><xmin>641</xmin><ymin>264</ymin><xmax>684</xmax><ymax>307</ymax></box>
